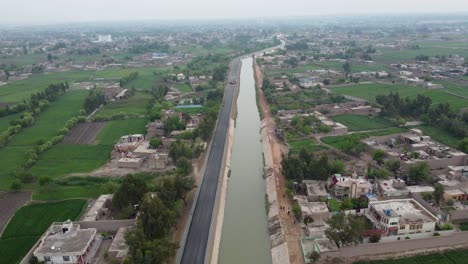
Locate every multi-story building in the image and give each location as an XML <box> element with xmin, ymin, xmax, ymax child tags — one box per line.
<box><xmin>366</xmin><ymin>199</ymin><xmax>438</xmax><ymax>236</ymax></box>
<box><xmin>328</xmin><ymin>173</ymin><xmax>372</xmax><ymax>199</ymax></box>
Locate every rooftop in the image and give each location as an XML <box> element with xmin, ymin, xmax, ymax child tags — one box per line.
<box><xmin>82</xmin><ymin>194</ymin><xmax>113</xmax><ymax>221</ymax></box>
<box><xmin>370</xmin><ymin>199</ymin><xmax>438</xmax><ymax>224</ymax></box>
<box><xmin>34</xmin><ymin>222</ymin><xmax>96</xmax><ymax>256</ymax></box>
<box><xmin>109</xmin><ymin>227</ymin><xmax>130</xmax><ymax>258</ymax></box>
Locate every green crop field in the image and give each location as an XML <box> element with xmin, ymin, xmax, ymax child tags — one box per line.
<box><xmin>321</xmin><ymin>127</ymin><xmax>407</xmax><ymax>148</ymax></box>
<box><xmin>33</xmin><ymin>185</ymin><xmax>107</xmax><ymax>201</ymax></box>
<box><xmin>331</xmin><ymin>83</ymin><xmax>468</xmax><ymax>111</ymax></box>
<box><xmin>174</xmin><ymin>83</ymin><xmax>193</xmax><ymax>93</ymax></box>
<box><xmin>0</xmin><ymin>53</ymin><xmax>46</xmax><ymax>67</ymax></box>
<box><xmin>30</xmin><ymin>118</ymin><xmax>148</xmax><ymax>180</ymax></box>
<box><xmin>417</xmin><ymin>125</ymin><xmax>463</xmax><ymax>149</ymax></box>
<box><xmin>377</xmin><ymin>41</ymin><xmax>468</xmax><ymax>61</ymax></box>
<box><xmin>288</xmin><ymin>138</ymin><xmax>328</xmax><ymax>153</ymax></box>
<box><xmin>0</xmin><ymin>66</ymin><xmax>170</xmax><ymax>103</ymax></box>
<box><xmin>313</xmin><ymin>61</ymin><xmax>390</xmax><ymax>72</ymax></box>
<box><xmin>97</xmin><ymin>91</ymin><xmax>152</xmax><ymax>117</ymax></box>
<box><xmin>331</xmin><ymin>115</ymin><xmax>395</xmax><ymax>131</ymax></box>
<box><xmin>0</xmin><ymin>91</ymin><xmax>87</xmax><ymax>190</ymax></box>
<box><xmin>437</xmin><ymin>80</ymin><xmax>468</xmax><ymax>98</ymax></box>
<box><xmin>354</xmin><ymin>249</ymin><xmax>468</xmax><ymax>264</ymax></box>
<box><xmin>0</xmin><ymin>113</ymin><xmax>21</xmax><ymax>132</ymax></box>
<box><xmin>0</xmin><ymin>199</ymin><xmax>86</xmax><ymax>264</ymax></box>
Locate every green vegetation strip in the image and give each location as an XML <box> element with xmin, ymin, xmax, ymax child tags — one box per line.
<box><xmin>332</xmin><ymin>83</ymin><xmax>468</xmax><ymax>111</ymax></box>
<box><xmin>331</xmin><ymin>114</ymin><xmax>395</xmax><ymax>131</ymax></box>
<box><xmin>321</xmin><ymin>127</ymin><xmax>407</xmax><ymax>147</ymax></box>
<box><xmin>0</xmin><ymin>199</ymin><xmax>86</xmax><ymax>264</ymax></box>
<box><xmin>354</xmin><ymin>249</ymin><xmax>468</xmax><ymax>264</ymax></box>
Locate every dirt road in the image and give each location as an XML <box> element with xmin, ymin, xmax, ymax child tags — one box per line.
<box><xmin>255</xmin><ymin>63</ymin><xmax>305</xmax><ymax>264</ymax></box>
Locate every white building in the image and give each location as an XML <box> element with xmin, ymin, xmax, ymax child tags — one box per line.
<box><xmin>34</xmin><ymin>221</ymin><xmax>100</xmax><ymax>264</ymax></box>
<box><xmin>97</xmin><ymin>34</ymin><xmax>112</xmax><ymax>43</ymax></box>
<box><xmin>367</xmin><ymin>199</ymin><xmax>438</xmax><ymax>236</ymax></box>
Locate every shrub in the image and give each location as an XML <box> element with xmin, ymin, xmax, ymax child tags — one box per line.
<box><xmin>10</xmin><ymin>180</ymin><xmax>22</xmax><ymax>191</ymax></box>
<box><xmin>433</xmin><ymin>232</ymin><xmax>441</xmax><ymax>236</ymax></box>
<box><xmin>369</xmin><ymin>233</ymin><xmax>381</xmax><ymax>243</ymax></box>
<box><xmin>405</xmin><ymin>236</ymin><xmax>410</xmax><ymax>240</ymax></box>
<box><xmin>38</xmin><ymin>176</ymin><xmax>53</xmax><ymax>186</ymax></box>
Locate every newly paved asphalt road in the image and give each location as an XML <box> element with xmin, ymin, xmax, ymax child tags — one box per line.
<box><xmin>180</xmin><ymin>60</ymin><xmax>240</xmax><ymax>264</ymax></box>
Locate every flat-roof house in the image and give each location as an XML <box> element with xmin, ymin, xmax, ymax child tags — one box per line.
<box><xmin>34</xmin><ymin>221</ymin><xmax>100</xmax><ymax>264</ymax></box>
<box><xmin>303</xmin><ymin>180</ymin><xmax>328</xmax><ymax>201</ymax></box>
<box><xmin>366</xmin><ymin>199</ymin><xmax>438</xmax><ymax>236</ymax></box>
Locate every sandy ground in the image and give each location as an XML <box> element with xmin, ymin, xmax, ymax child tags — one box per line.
<box><xmin>255</xmin><ymin>63</ymin><xmax>305</xmax><ymax>264</ymax></box>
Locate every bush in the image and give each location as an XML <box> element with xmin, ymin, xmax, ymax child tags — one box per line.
<box><xmin>439</xmin><ymin>223</ymin><xmax>453</xmax><ymax>231</ymax></box>
<box><xmin>10</xmin><ymin>180</ymin><xmax>22</xmax><ymax>191</ymax></box>
<box><xmin>369</xmin><ymin>233</ymin><xmax>381</xmax><ymax>243</ymax></box>
<box><xmin>433</xmin><ymin>232</ymin><xmax>441</xmax><ymax>236</ymax></box>
<box><xmin>405</xmin><ymin>236</ymin><xmax>410</xmax><ymax>240</ymax></box>
<box><xmin>38</xmin><ymin>176</ymin><xmax>53</xmax><ymax>186</ymax></box>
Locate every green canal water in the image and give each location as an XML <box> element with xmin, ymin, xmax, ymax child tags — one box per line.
<box><xmin>218</xmin><ymin>57</ymin><xmax>272</xmax><ymax>264</ymax></box>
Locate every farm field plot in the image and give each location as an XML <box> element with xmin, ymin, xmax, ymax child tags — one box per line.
<box><xmin>0</xmin><ymin>71</ymin><xmax>91</xmax><ymax>103</ymax></box>
<box><xmin>0</xmin><ymin>112</ymin><xmax>21</xmax><ymax>132</ymax></box>
<box><xmin>0</xmin><ymin>91</ymin><xmax>87</xmax><ymax>190</ymax></box>
<box><xmin>62</xmin><ymin>122</ymin><xmax>107</xmax><ymax>145</ymax></box>
<box><xmin>288</xmin><ymin>138</ymin><xmax>328</xmax><ymax>153</ymax></box>
<box><xmin>0</xmin><ymin>53</ymin><xmax>46</xmax><ymax>67</ymax></box>
<box><xmin>30</xmin><ymin>118</ymin><xmax>148</xmax><ymax>179</ymax></box>
<box><xmin>0</xmin><ymin>199</ymin><xmax>86</xmax><ymax>264</ymax></box>
<box><xmin>312</xmin><ymin>61</ymin><xmax>390</xmax><ymax>72</ymax></box>
<box><xmin>174</xmin><ymin>83</ymin><xmax>193</xmax><ymax>93</ymax></box>
<box><xmin>321</xmin><ymin>127</ymin><xmax>407</xmax><ymax>148</ymax></box>
<box><xmin>331</xmin><ymin>114</ymin><xmax>395</xmax><ymax>131</ymax></box>
<box><xmin>354</xmin><ymin>249</ymin><xmax>468</xmax><ymax>264</ymax></box>
<box><xmin>97</xmin><ymin>92</ymin><xmax>152</xmax><ymax>117</ymax></box>
<box><xmin>0</xmin><ymin>66</ymin><xmax>168</xmax><ymax>103</ymax></box>
<box><xmin>0</xmin><ymin>191</ymin><xmax>31</xmax><ymax>235</ymax></box>
<box><xmin>331</xmin><ymin>83</ymin><xmax>468</xmax><ymax>111</ymax></box>
<box><xmin>377</xmin><ymin>41</ymin><xmax>468</xmax><ymax>61</ymax></box>
<box><xmin>417</xmin><ymin>125</ymin><xmax>463</xmax><ymax>149</ymax></box>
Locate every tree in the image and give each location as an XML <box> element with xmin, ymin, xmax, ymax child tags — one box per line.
<box><xmin>112</xmin><ymin>174</ymin><xmax>148</xmax><ymax>211</ymax></box>
<box><xmin>47</xmin><ymin>53</ymin><xmax>53</xmax><ymax>62</ymax></box>
<box><xmin>372</xmin><ymin>149</ymin><xmax>385</xmax><ymax>164</ymax></box>
<box><xmin>385</xmin><ymin>159</ymin><xmax>400</xmax><ymax>176</ymax></box>
<box><xmin>149</xmin><ymin>138</ymin><xmax>162</xmax><ymax>149</ymax></box>
<box><xmin>343</xmin><ymin>61</ymin><xmax>351</xmax><ymax>78</ymax></box>
<box><xmin>459</xmin><ymin>138</ymin><xmax>468</xmax><ymax>153</ymax></box>
<box><xmin>10</xmin><ymin>180</ymin><xmax>22</xmax><ymax>191</ymax></box>
<box><xmin>309</xmin><ymin>251</ymin><xmax>320</xmax><ymax>263</ymax></box>
<box><xmin>434</xmin><ymin>183</ymin><xmax>444</xmax><ymax>206</ymax></box>
<box><xmin>408</xmin><ymin>162</ymin><xmax>430</xmax><ymax>184</ymax></box>
<box><xmin>292</xmin><ymin>203</ymin><xmax>301</xmax><ymax>219</ymax></box>
<box><xmin>38</xmin><ymin>176</ymin><xmax>52</xmax><ymax>186</ymax></box>
<box><xmin>140</xmin><ymin>196</ymin><xmax>177</xmax><ymax>240</ymax></box>
<box><xmin>176</xmin><ymin>157</ymin><xmax>192</xmax><ymax>176</ymax></box>
<box><xmin>325</xmin><ymin>213</ymin><xmax>366</xmax><ymax>247</ymax></box>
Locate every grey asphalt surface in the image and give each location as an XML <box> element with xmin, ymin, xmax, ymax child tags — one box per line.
<box><xmin>180</xmin><ymin>59</ymin><xmax>240</xmax><ymax>264</ymax></box>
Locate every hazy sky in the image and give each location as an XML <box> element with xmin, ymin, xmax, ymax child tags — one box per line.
<box><xmin>2</xmin><ymin>0</ymin><xmax>468</xmax><ymax>25</ymax></box>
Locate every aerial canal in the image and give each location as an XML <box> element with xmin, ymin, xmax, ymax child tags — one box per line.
<box><xmin>218</xmin><ymin>57</ymin><xmax>272</xmax><ymax>264</ymax></box>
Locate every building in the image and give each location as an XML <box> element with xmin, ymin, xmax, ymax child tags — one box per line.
<box><xmin>177</xmin><ymin>73</ymin><xmax>185</xmax><ymax>81</ymax></box>
<box><xmin>366</xmin><ymin>199</ymin><xmax>438</xmax><ymax>236</ymax></box>
<box><xmin>108</xmin><ymin>227</ymin><xmax>130</xmax><ymax>261</ymax></box>
<box><xmin>313</xmin><ymin>111</ymin><xmax>348</xmax><ymax>135</ymax></box>
<box><xmin>34</xmin><ymin>221</ymin><xmax>100</xmax><ymax>264</ymax></box>
<box><xmin>303</xmin><ymin>180</ymin><xmax>328</xmax><ymax>201</ymax></box>
<box><xmin>328</xmin><ymin>173</ymin><xmax>372</xmax><ymax>199</ymax></box>
<box><xmin>148</xmin><ymin>153</ymin><xmax>169</xmax><ymax>169</ymax></box>
<box><xmin>152</xmin><ymin>53</ymin><xmax>168</xmax><ymax>60</ymax></box>
<box><xmin>97</xmin><ymin>34</ymin><xmax>112</xmax><ymax>43</ymax></box>
<box><xmin>375</xmin><ymin>178</ymin><xmax>409</xmax><ymax>197</ymax></box>
<box><xmin>82</xmin><ymin>194</ymin><xmax>113</xmax><ymax>221</ymax></box>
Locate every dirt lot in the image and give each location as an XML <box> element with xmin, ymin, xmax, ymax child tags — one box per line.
<box><xmin>0</xmin><ymin>191</ymin><xmax>32</xmax><ymax>236</ymax></box>
<box><xmin>62</xmin><ymin>122</ymin><xmax>107</xmax><ymax>145</ymax></box>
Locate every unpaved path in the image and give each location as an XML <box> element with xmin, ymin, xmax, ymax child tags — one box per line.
<box><xmin>255</xmin><ymin>62</ymin><xmax>305</xmax><ymax>264</ymax></box>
